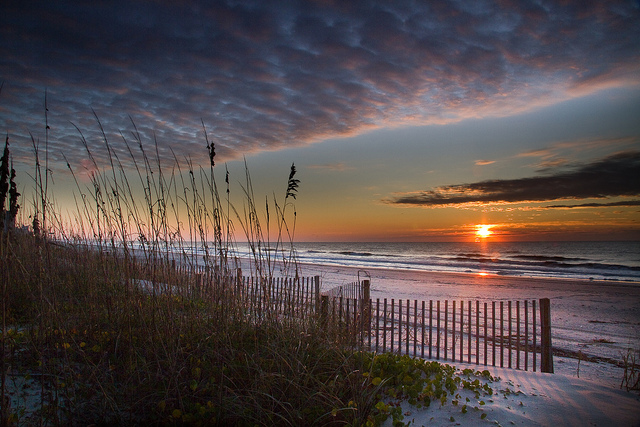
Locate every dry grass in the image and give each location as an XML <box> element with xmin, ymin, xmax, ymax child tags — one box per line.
<box><xmin>0</xmin><ymin>118</ymin><xmax>374</xmax><ymax>426</ymax></box>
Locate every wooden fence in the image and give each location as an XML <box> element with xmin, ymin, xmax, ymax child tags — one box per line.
<box><xmin>185</xmin><ymin>266</ymin><xmax>321</xmax><ymax>320</ymax></box>
<box><xmin>137</xmin><ymin>259</ymin><xmax>553</xmax><ymax>374</ymax></box>
<box><xmin>320</xmin><ymin>280</ymin><xmax>553</xmax><ymax>373</ymax></box>
<box><xmin>132</xmin><ymin>258</ymin><xmax>323</xmax><ymax>320</ymax></box>
<box><xmin>234</xmin><ymin>274</ymin><xmax>321</xmax><ymax>319</ymax></box>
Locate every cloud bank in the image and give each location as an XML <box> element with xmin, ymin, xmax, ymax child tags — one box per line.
<box><xmin>1</xmin><ymin>0</ymin><xmax>639</xmax><ymax>169</ymax></box>
<box><xmin>386</xmin><ymin>151</ymin><xmax>640</xmax><ymax>207</ymax></box>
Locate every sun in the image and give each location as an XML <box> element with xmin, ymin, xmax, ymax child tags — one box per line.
<box><xmin>475</xmin><ymin>224</ymin><xmax>493</xmax><ymax>239</ymax></box>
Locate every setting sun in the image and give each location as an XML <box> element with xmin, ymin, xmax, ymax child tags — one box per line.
<box><xmin>476</xmin><ymin>224</ymin><xmax>493</xmax><ymax>238</ymax></box>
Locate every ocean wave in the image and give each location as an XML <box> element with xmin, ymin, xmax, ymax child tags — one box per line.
<box><xmin>256</xmin><ymin>241</ymin><xmax>640</xmax><ymax>282</ymax></box>
<box><xmin>446</xmin><ymin>254</ymin><xmax>640</xmax><ymax>273</ymax></box>
<box><xmin>511</xmin><ymin>254</ymin><xmax>586</xmax><ymax>262</ymax></box>
<box><xmin>336</xmin><ymin>251</ymin><xmax>375</xmax><ymax>257</ymax></box>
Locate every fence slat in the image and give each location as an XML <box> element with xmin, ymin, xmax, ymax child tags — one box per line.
<box><xmin>375</xmin><ymin>299</ymin><xmax>380</xmax><ymax>353</ymax></box>
<box><xmin>492</xmin><ymin>301</ymin><xmax>496</xmax><ymax>367</ymax></box>
<box><xmin>429</xmin><ymin>300</ymin><xmax>433</xmax><ymax>359</ymax></box>
<box><xmin>500</xmin><ymin>301</ymin><xmax>504</xmax><ymax>368</ymax></box>
<box><xmin>413</xmin><ymin>300</ymin><xmax>418</xmax><ymax>357</ymax></box>
<box><xmin>444</xmin><ymin>300</ymin><xmax>448</xmax><ymax>361</ymax></box>
<box><xmin>540</xmin><ymin>298</ymin><xmax>553</xmax><ymax>373</ymax></box>
<box><xmin>467</xmin><ymin>301</ymin><xmax>472</xmax><ymax>364</ymax></box>
<box><xmin>517</xmin><ymin>301</ymin><xmax>521</xmax><ymax>370</ymax></box>
<box><xmin>436</xmin><ymin>300</ymin><xmax>441</xmax><ymax>360</ymax></box>
<box><xmin>460</xmin><ymin>301</ymin><xmax>464</xmax><ymax>362</ymax></box>
<box><xmin>383</xmin><ymin>298</ymin><xmax>388</xmax><ymax>351</ymax></box>
<box><xmin>533</xmin><ymin>299</ymin><xmax>537</xmax><ymax>372</ymax></box>
<box><xmin>405</xmin><ymin>299</ymin><xmax>410</xmax><ymax>356</ymax></box>
<box><xmin>391</xmin><ymin>299</ymin><xmax>396</xmax><ymax>353</ymax></box>
<box><xmin>476</xmin><ymin>300</ymin><xmax>480</xmax><ymax>365</ymax></box>
<box><xmin>484</xmin><ymin>302</ymin><xmax>488</xmax><ymax>366</ymax></box>
<box><xmin>452</xmin><ymin>301</ymin><xmax>456</xmax><ymax>363</ymax></box>
<box><xmin>421</xmin><ymin>301</ymin><xmax>425</xmax><ymax>358</ymax></box>
<box><xmin>525</xmin><ymin>300</ymin><xmax>529</xmax><ymax>371</ymax></box>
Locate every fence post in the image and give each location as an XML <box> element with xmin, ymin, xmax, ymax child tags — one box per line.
<box><xmin>195</xmin><ymin>273</ymin><xmax>202</xmax><ymax>292</ymax></box>
<box><xmin>320</xmin><ymin>295</ymin><xmax>329</xmax><ymax>329</ymax></box>
<box><xmin>361</xmin><ymin>280</ymin><xmax>371</xmax><ymax>337</ymax></box>
<box><xmin>236</xmin><ymin>268</ymin><xmax>242</xmax><ymax>295</ymax></box>
<box><xmin>540</xmin><ymin>298</ymin><xmax>553</xmax><ymax>373</ymax></box>
<box><xmin>314</xmin><ymin>276</ymin><xmax>321</xmax><ymax>313</ymax></box>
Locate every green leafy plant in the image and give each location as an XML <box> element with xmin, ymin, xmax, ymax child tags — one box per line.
<box><xmin>350</xmin><ymin>352</ymin><xmax>497</xmax><ymax>426</ymax></box>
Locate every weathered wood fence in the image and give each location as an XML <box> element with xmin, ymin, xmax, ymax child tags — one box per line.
<box><xmin>234</xmin><ymin>274</ymin><xmax>321</xmax><ymax>319</ymax></box>
<box><xmin>139</xmin><ymin>259</ymin><xmax>553</xmax><ymax>374</ymax></box>
<box><xmin>188</xmin><ymin>266</ymin><xmax>322</xmax><ymax>319</ymax></box>
<box><xmin>320</xmin><ymin>280</ymin><xmax>553</xmax><ymax>373</ymax></box>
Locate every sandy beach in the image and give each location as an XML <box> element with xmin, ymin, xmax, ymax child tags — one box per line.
<box><xmin>298</xmin><ymin>262</ymin><xmax>640</xmax><ymax>389</ymax></box>
<box><xmin>294</xmin><ymin>263</ymin><xmax>640</xmax><ymax>426</ymax></box>
<box><xmin>383</xmin><ymin>363</ymin><xmax>640</xmax><ymax>426</ymax></box>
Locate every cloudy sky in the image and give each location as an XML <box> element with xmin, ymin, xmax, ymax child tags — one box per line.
<box><xmin>1</xmin><ymin>0</ymin><xmax>639</xmax><ymax>241</ymax></box>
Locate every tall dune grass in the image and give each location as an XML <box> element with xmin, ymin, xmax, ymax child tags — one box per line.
<box><xmin>0</xmin><ymin>116</ymin><xmax>378</xmax><ymax>426</ymax></box>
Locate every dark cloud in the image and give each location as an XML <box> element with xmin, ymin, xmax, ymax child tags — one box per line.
<box><xmin>386</xmin><ymin>151</ymin><xmax>640</xmax><ymax>207</ymax></box>
<box><xmin>545</xmin><ymin>200</ymin><xmax>640</xmax><ymax>209</ymax></box>
<box><xmin>1</xmin><ymin>0</ymin><xmax>639</xmax><ymax>171</ymax></box>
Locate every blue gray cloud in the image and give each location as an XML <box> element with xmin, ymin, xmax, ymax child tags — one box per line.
<box><xmin>1</xmin><ymin>0</ymin><xmax>639</xmax><ymax>171</ymax></box>
<box><xmin>385</xmin><ymin>151</ymin><xmax>640</xmax><ymax>207</ymax></box>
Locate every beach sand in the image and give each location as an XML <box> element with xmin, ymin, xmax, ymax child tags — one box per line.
<box><xmin>297</xmin><ymin>263</ymin><xmax>640</xmax><ymax>426</ymax></box>
<box><xmin>299</xmin><ymin>263</ymin><xmax>640</xmax><ymax>386</ymax></box>
<box><xmin>385</xmin><ymin>363</ymin><xmax>640</xmax><ymax>426</ymax></box>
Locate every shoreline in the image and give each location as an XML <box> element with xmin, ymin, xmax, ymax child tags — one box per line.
<box><xmin>295</xmin><ymin>261</ymin><xmax>640</xmax><ymax>295</ymax></box>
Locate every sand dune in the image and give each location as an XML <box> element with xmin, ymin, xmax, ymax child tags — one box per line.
<box><xmin>388</xmin><ymin>363</ymin><xmax>640</xmax><ymax>426</ymax></box>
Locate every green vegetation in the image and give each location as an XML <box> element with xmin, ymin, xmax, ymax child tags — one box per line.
<box><xmin>1</xmin><ymin>114</ymin><xmax>496</xmax><ymax>425</ymax></box>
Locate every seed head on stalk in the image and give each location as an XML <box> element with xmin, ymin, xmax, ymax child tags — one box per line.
<box><xmin>207</xmin><ymin>141</ymin><xmax>215</xmax><ymax>168</ymax></box>
<box><xmin>286</xmin><ymin>163</ymin><xmax>299</xmax><ymax>200</ymax></box>
<box><xmin>202</xmin><ymin>119</ymin><xmax>215</xmax><ymax>168</ymax></box>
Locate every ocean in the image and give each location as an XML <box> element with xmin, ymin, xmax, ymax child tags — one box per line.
<box><xmin>284</xmin><ymin>241</ymin><xmax>640</xmax><ymax>283</ymax></box>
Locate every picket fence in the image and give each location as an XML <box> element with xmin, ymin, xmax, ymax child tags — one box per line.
<box><xmin>320</xmin><ymin>280</ymin><xmax>554</xmax><ymax>373</ymax></box>
<box><xmin>161</xmin><ymin>262</ymin><xmax>554</xmax><ymax>373</ymax></box>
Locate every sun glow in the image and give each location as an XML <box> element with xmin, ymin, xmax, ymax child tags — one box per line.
<box><xmin>475</xmin><ymin>224</ymin><xmax>493</xmax><ymax>239</ymax></box>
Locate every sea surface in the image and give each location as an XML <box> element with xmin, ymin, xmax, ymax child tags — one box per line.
<box><xmin>278</xmin><ymin>241</ymin><xmax>640</xmax><ymax>283</ymax></box>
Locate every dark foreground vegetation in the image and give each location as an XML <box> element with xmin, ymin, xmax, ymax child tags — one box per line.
<box><xmin>1</xmin><ymin>115</ymin><xmax>498</xmax><ymax>425</ymax></box>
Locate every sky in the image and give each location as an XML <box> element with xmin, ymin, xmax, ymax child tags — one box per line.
<box><xmin>1</xmin><ymin>0</ymin><xmax>639</xmax><ymax>242</ymax></box>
